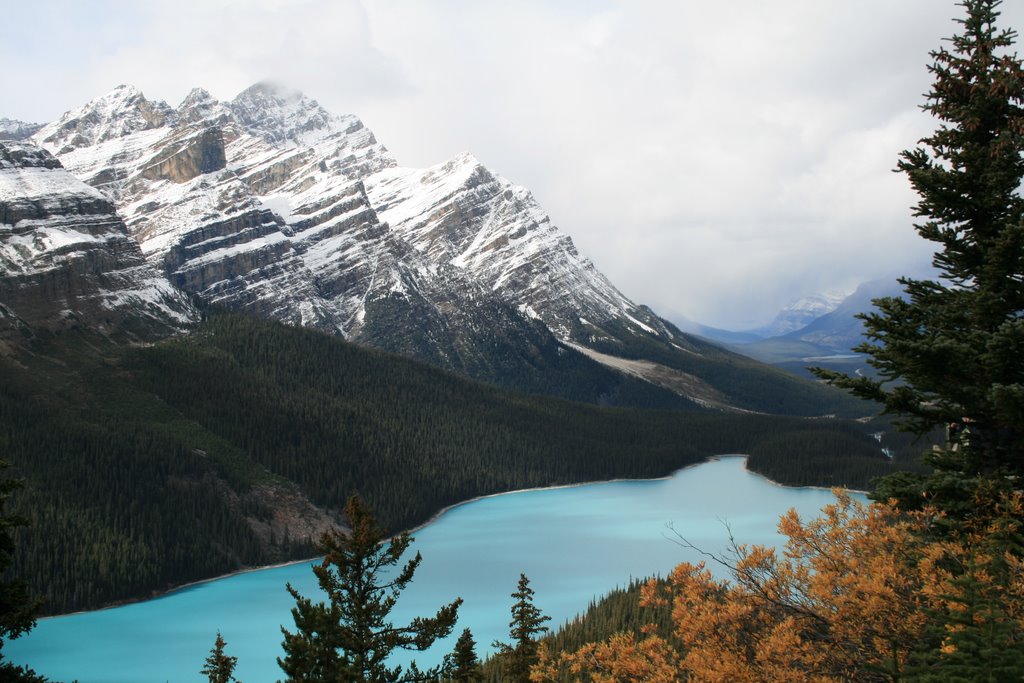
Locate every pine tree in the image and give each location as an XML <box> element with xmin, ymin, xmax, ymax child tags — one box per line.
<box><xmin>815</xmin><ymin>0</ymin><xmax>1024</xmax><ymax>514</ymax></box>
<box><xmin>493</xmin><ymin>574</ymin><xmax>550</xmax><ymax>683</ymax></box>
<box><xmin>812</xmin><ymin>2</ymin><xmax>1024</xmax><ymax>678</ymax></box>
<box><xmin>908</xmin><ymin>565</ymin><xmax>1024</xmax><ymax>680</ymax></box>
<box><xmin>278</xmin><ymin>495</ymin><xmax>462</xmax><ymax>683</ymax></box>
<box><xmin>0</xmin><ymin>460</ymin><xmax>40</xmax><ymax>664</ymax></box>
<box><xmin>449</xmin><ymin>628</ymin><xmax>480</xmax><ymax>683</ymax></box>
<box><xmin>201</xmin><ymin>631</ymin><xmax>241</xmax><ymax>683</ymax></box>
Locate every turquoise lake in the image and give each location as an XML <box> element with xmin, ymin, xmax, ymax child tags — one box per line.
<box><xmin>11</xmin><ymin>455</ymin><xmax>856</xmax><ymax>682</ymax></box>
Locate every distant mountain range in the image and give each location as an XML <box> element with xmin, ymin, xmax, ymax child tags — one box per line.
<box><xmin>1</xmin><ymin>82</ymin><xmax>859</xmax><ymax>416</ymax></box>
<box><xmin>0</xmin><ymin>117</ymin><xmax>42</xmax><ymax>141</ymax></box>
<box><xmin>691</xmin><ymin>279</ymin><xmax>906</xmax><ymax>379</ymax></box>
<box><xmin>751</xmin><ymin>290</ymin><xmax>852</xmax><ymax>338</ymax></box>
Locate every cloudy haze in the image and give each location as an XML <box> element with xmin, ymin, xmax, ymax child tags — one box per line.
<box><xmin>5</xmin><ymin>0</ymin><xmax>1020</xmax><ymax>329</ymax></box>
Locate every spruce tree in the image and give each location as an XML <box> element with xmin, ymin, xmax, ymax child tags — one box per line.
<box><xmin>493</xmin><ymin>574</ymin><xmax>550</xmax><ymax>683</ymax></box>
<box><xmin>0</xmin><ymin>460</ymin><xmax>40</xmax><ymax>663</ymax></box>
<box><xmin>201</xmin><ymin>631</ymin><xmax>241</xmax><ymax>683</ymax></box>
<box><xmin>815</xmin><ymin>0</ymin><xmax>1024</xmax><ymax>513</ymax></box>
<box><xmin>449</xmin><ymin>628</ymin><xmax>480</xmax><ymax>683</ymax></box>
<box><xmin>815</xmin><ymin>2</ymin><xmax>1024</xmax><ymax>677</ymax></box>
<box><xmin>278</xmin><ymin>495</ymin><xmax>462</xmax><ymax>683</ymax></box>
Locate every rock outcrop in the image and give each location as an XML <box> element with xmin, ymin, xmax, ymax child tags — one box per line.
<box><xmin>140</xmin><ymin>127</ymin><xmax>226</xmax><ymax>183</ymax></box>
<box><xmin>0</xmin><ymin>141</ymin><xmax>195</xmax><ymax>338</ymax></box>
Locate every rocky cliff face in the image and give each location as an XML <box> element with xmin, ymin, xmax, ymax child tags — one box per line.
<box><xmin>0</xmin><ymin>141</ymin><xmax>195</xmax><ymax>341</ymax></box>
<box><xmin>364</xmin><ymin>152</ymin><xmax>681</xmax><ymax>346</ymax></box>
<box><xmin>139</xmin><ymin>127</ymin><xmax>226</xmax><ymax>184</ymax></box>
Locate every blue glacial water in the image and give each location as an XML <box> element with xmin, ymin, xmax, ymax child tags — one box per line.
<box><xmin>11</xmin><ymin>455</ymin><xmax>857</xmax><ymax>682</ymax></box>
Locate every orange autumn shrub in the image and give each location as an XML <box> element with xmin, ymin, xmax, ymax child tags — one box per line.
<box><xmin>536</xmin><ymin>492</ymin><xmax>1024</xmax><ymax>682</ymax></box>
<box><xmin>531</xmin><ymin>633</ymin><xmax>681</xmax><ymax>683</ymax></box>
<box><xmin>663</xmin><ymin>492</ymin><xmax>928</xmax><ymax>682</ymax></box>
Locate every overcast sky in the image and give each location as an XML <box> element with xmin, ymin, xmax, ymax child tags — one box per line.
<box><xmin>4</xmin><ymin>0</ymin><xmax>1021</xmax><ymax>329</ymax></box>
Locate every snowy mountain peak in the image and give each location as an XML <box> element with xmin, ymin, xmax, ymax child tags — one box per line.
<box><xmin>225</xmin><ymin>82</ymin><xmax>395</xmax><ymax>179</ymax></box>
<box><xmin>175</xmin><ymin>88</ymin><xmax>228</xmax><ymax>124</ymax></box>
<box><xmin>364</xmin><ymin>149</ymin><xmax>664</xmax><ymax>343</ymax></box>
<box><xmin>752</xmin><ymin>289</ymin><xmax>853</xmax><ymax>338</ymax></box>
<box><xmin>406</xmin><ymin>151</ymin><xmax>491</xmax><ymax>191</ymax></box>
<box><xmin>235</xmin><ymin>80</ymin><xmax>296</xmax><ymax>101</ymax></box>
<box><xmin>35</xmin><ymin>85</ymin><xmax>175</xmax><ymax>153</ymax></box>
<box><xmin>229</xmin><ymin>81</ymin><xmax>341</xmax><ymax>145</ymax></box>
<box><xmin>449</xmin><ymin>150</ymin><xmax>482</xmax><ymax>167</ymax></box>
<box><xmin>0</xmin><ymin>119</ymin><xmax>43</xmax><ymax>142</ymax></box>
<box><xmin>109</xmin><ymin>83</ymin><xmax>142</xmax><ymax>98</ymax></box>
<box><xmin>783</xmin><ymin>290</ymin><xmax>849</xmax><ymax>318</ymax></box>
<box><xmin>180</xmin><ymin>87</ymin><xmax>213</xmax><ymax>106</ymax></box>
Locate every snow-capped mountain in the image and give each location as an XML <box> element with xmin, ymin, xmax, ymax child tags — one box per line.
<box><xmin>719</xmin><ymin>279</ymin><xmax>904</xmax><ymax>380</ymax></box>
<box><xmin>780</xmin><ymin>279</ymin><xmax>901</xmax><ymax>349</ymax></box>
<box><xmin>32</xmin><ymin>83</ymin><xmax>678</xmax><ymax>348</ymax></box>
<box><xmin>28</xmin><ymin>86</ymin><xmax>672</xmax><ymax>346</ymax></box>
<box><xmin>33</xmin><ymin>84</ymin><xmax>391</xmax><ymax>333</ymax></box>
<box><xmin>751</xmin><ymin>290</ymin><xmax>851</xmax><ymax>339</ymax></box>
<box><xmin>363</xmin><ymin>151</ymin><xmax>680</xmax><ymax>344</ymax></box>
<box><xmin>2</xmin><ymin>82</ymin><xmax>853</xmax><ymax>414</ymax></box>
<box><xmin>0</xmin><ymin>141</ymin><xmax>194</xmax><ymax>340</ymax></box>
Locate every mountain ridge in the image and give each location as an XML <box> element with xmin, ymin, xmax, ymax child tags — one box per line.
<box><xmin>697</xmin><ymin>278</ymin><xmax>904</xmax><ymax>379</ymax></box>
<box><xmin>3</xmin><ymin>82</ymin><xmax>862</xmax><ymax>415</ymax></box>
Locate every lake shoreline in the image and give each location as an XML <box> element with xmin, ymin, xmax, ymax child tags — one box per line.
<box><xmin>17</xmin><ymin>455</ymin><xmax>861</xmax><ymax>683</ymax></box>
<box><xmin>742</xmin><ymin>461</ymin><xmax>871</xmax><ymax>496</ymax></box>
<box><xmin>45</xmin><ymin>453</ymin><xmax>821</xmax><ymax>621</ymax></box>
<box><xmin>41</xmin><ymin>555</ymin><xmax>323</xmax><ymax>621</ymax></box>
<box><xmin>408</xmin><ymin>453</ymin><xmax>748</xmax><ymax>534</ymax></box>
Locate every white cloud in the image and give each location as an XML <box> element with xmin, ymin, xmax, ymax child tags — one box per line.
<box><xmin>3</xmin><ymin>0</ymin><xmax>1018</xmax><ymax>329</ymax></box>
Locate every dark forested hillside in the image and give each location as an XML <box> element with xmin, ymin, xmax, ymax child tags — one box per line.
<box><xmin>745</xmin><ymin>422</ymin><xmax>933</xmax><ymax>490</ymax></box>
<box><xmin>1</xmin><ymin>312</ymin><xmax>915</xmax><ymax>614</ymax></box>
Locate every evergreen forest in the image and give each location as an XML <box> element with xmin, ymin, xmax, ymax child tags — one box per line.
<box><xmin>0</xmin><ymin>311</ymin><xmax>912</xmax><ymax>615</ymax></box>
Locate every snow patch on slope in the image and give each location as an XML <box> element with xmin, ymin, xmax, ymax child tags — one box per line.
<box><xmin>564</xmin><ymin>341</ymin><xmax>742</xmax><ymax>411</ymax></box>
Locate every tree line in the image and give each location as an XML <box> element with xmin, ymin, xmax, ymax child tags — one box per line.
<box><xmin>0</xmin><ymin>309</ymin><xmax>902</xmax><ymax>615</ymax></box>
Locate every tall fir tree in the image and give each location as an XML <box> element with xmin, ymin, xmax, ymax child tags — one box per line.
<box><xmin>278</xmin><ymin>495</ymin><xmax>462</xmax><ymax>683</ymax></box>
<box><xmin>201</xmin><ymin>631</ymin><xmax>241</xmax><ymax>683</ymax></box>
<box><xmin>0</xmin><ymin>460</ymin><xmax>40</xmax><ymax>672</ymax></box>
<box><xmin>814</xmin><ymin>0</ymin><xmax>1024</xmax><ymax>517</ymax></box>
<box><xmin>493</xmin><ymin>574</ymin><xmax>550</xmax><ymax>683</ymax></box>
<box><xmin>814</xmin><ymin>1</ymin><xmax>1024</xmax><ymax>677</ymax></box>
<box><xmin>449</xmin><ymin>628</ymin><xmax>480</xmax><ymax>683</ymax></box>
